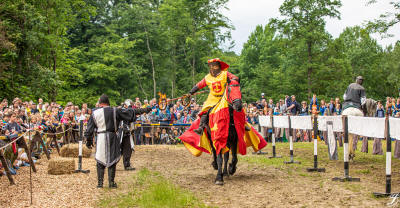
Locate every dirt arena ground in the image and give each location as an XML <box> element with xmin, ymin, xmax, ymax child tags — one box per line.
<box><xmin>1</xmin><ymin>143</ymin><xmax>399</xmax><ymax>207</ymax></box>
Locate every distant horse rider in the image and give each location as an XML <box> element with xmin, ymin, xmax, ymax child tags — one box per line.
<box><xmin>85</xmin><ymin>94</ymin><xmax>151</xmax><ymax>188</ymax></box>
<box><xmin>342</xmin><ymin>76</ymin><xmax>366</xmax><ymax>160</ymax></box>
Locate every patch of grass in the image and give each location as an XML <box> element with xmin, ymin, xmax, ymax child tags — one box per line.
<box><xmin>299</xmin><ymin>173</ymin><xmax>308</xmax><ymax>177</ymax></box>
<box><xmin>319</xmin><ymin>181</ymin><xmax>324</xmax><ymax>189</ymax></box>
<box><xmin>138</xmin><ymin>180</ymin><xmax>204</xmax><ymax>208</ymax></box>
<box><xmin>98</xmin><ymin>168</ymin><xmax>211</xmax><ymax>208</ymax></box>
<box><xmin>344</xmin><ymin>183</ymin><xmax>362</xmax><ymax>193</ymax></box>
<box><xmin>356</xmin><ymin>169</ymin><xmax>371</xmax><ymax>175</ymax></box>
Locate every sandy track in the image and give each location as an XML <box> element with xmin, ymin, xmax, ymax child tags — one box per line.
<box><xmin>132</xmin><ymin>145</ymin><xmax>387</xmax><ymax>208</ymax></box>
<box><xmin>0</xmin><ymin>145</ymin><xmax>391</xmax><ymax>207</ymax></box>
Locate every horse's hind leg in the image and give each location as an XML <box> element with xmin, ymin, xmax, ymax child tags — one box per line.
<box><xmin>215</xmin><ymin>153</ymin><xmax>224</xmax><ymax>185</ymax></box>
<box><xmin>222</xmin><ymin>151</ymin><xmax>229</xmax><ymax>177</ymax></box>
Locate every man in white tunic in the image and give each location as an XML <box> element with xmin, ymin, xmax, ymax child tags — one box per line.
<box><xmin>85</xmin><ymin>94</ymin><xmax>151</xmax><ymax>188</ymax></box>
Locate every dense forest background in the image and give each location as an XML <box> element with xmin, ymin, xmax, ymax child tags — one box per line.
<box><xmin>1</xmin><ymin>0</ymin><xmax>399</xmax><ymax>106</ymax></box>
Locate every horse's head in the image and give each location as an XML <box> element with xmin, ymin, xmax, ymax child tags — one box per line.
<box><xmin>362</xmin><ymin>98</ymin><xmax>377</xmax><ymax>117</ymax></box>
<box><xmin>227</xmin><ymin>78</ymin><xmax>242</xmax><ymax>112</ymax></box>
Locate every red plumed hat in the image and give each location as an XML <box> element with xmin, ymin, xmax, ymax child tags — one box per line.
<box><xmin>207</xmin><ymin>58</ymin><xmax>229</xmax><ymax>71</ymax></box>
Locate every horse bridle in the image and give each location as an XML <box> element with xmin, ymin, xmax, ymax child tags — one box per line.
<box><xmin>227</xmin><ymin>77</ymin><xmax>240</xmax><ymax>105</ymax></box>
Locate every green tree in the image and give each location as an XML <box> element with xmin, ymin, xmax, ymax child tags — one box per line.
<box><xmin>274</xmin><ymin>0</ymin><xmax>342</xmax><ymax>98</ymax></box>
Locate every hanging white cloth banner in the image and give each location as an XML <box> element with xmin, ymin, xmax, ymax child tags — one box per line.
<box><xmin>318</xmin><ymin>116</ymin><xmax>343</xmax><ymax>132</ymax></box>
<box><xmin>389</xmin><ymin>117</ymin><xmax>400</xmax><ymax>140</ymax></box>
<box><xmin>327</xmin><ymin>121</ymin><xmax>338</xmax><ymax>160</ymax></box>
<box><xmin>348</xmin><ymin>116</ymin><xmax>385</xmax><ymax>138</ymax></box>
<box><xmin>259</xmin><ymin>116</ymin><xmax>271</xmax><ymax>127</ymax></box>
<box><xmin>273</xmin><ymin>116</ymin><xmax>289</xmax><ymax>128</ymax></box>
<box><xmin>290</xmin><ymin>116</ymin><xmax>312</xmax><ymax>130</ymax></box>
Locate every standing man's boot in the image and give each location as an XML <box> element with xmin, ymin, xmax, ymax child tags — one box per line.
<box><xmin>96</xmin><ymin>163</ymin><xmax>105</xmax><ymax>188</ymax></box>
<box><xmin>108</xmin><ymin>164</ymin><xmax>117</xmax><ymax>188</ymax></box>
<box><xmin>194</xmin><ymin>114</ymin><xmax>208</xmax><ymax>136</ymax></box>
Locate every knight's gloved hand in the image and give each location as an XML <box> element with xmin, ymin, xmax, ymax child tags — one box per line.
<box><xmin>189</xmin><ymin>86</ymin><xmax>199</xmax><ymax>95</ymax></box>
<box><xmin>86</xmin><ymin>140</ymin><xmax>93</xmax><ymax>149</ymax></box>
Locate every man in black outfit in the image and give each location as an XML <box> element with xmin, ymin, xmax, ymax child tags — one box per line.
<box><xmin>119</xmin><ymin>120</ymin><xmax>135</xmax><ymax>170</ymax></box>
<box><xmin>85</xmin><ymin>94</ymin><xmax>151</xmax><ymax>188</ymax></box>
<box><xmin>119</xmin><ymin>100</ymin><xmax>137</xmax><ymax>171</ymax></box>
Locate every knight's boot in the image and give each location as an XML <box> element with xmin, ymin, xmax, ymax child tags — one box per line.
<box><xmin>96</xmin><ymin>163</ymin><xmax>105</xmax><ymax>188</ymax></box>
<box><xmin>108</xmin><ymin>164</ymin><xmax>117</xmax><ymax>189</ymax></box>
<box><xmin>194</xmin><ymin>114</ymin><xmax>208</xmax><ymax>136</ymax></box>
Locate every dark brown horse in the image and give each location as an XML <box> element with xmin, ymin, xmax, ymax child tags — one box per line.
<box><xmin>206</xmin><ymin>77</ymin><xmax>243</xmax><ymax>185</ymax></box>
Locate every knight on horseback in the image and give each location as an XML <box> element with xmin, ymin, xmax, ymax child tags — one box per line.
<box><xmin>342</xmin><ymin>76</ymin><xmax>366</xmax><ymax>160</ymax></box>
<box><xmin>188</xmin><ymin>58</ymin><xmax>248</xmax><ymax>136</ymax></box>
<box><xmin>180</xmin><ymin>58</ymin><xmax>266</xmax><ymax>185</ymax></box>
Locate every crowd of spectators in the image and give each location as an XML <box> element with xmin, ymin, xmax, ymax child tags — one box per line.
<box><xmin>0</xmin><ymin>98</ymin><xmax>92</xmax><ymax>176</ymax></box>
<box><xmin>0</xmin><ymin>96</ymin><xmax>199</xmax><ymax>176</ymax></box>
<box><xmin>245</xmin><ymin>93</ymin><xmax>400</xmax><ymax>125</ymax></box>
<box><xmin>122</xmin><ymin>97</ymin><xmax>199</xmax><ymax>145</ymax></box>
<box><xmin>245</xmin><ymin>93</ymin><xmax>400</xmax><ymax>143</ymax></box>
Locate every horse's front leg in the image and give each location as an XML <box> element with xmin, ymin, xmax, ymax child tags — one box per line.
<box><xmin>215</xmin><ymin>153</ymin><xmax>224</xmax><ymax>185</ymax></box>
<box><xmin>229</xmin><ymin>138</ymin><xmax>238</xmax><ymax>175</ymax></box>
<box><xmin>211</xmin><ymin>146</ymin><xmax>218</xmax><ymax>170</ymax></box>
<box><xmin>207</xmin><ymin>128</ymin><xmax>218</xmax><ymax>170</ymax></box>
<box><xmin>222</xmin><ymin>151</ymin><xmax>229</xmax><ymax>177</ymax></box>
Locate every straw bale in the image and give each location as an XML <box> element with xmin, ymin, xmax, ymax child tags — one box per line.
<box><xmin>60</xmin><ymin>143</ymin><xmax>92</xmax><ymax>158</ymax></box>
<box><xmin>47</xmin><ymin>157</ymin><xmax>75</xmax><ymax>175</ymax></box>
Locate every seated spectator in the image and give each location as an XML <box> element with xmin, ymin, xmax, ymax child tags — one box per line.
<box><xmin>30</xmin><ymin>103</ymin><xmax>39</xmax><ymax>114</ymax></box>
<box><xmin>142</xmin><ymin>99</ymin><xmax>149</xmax><ymax>108</ymax></box>
<box><xmin>4</xmin><ymin>113</ymin><xmax>22</xmax><ymax>138</ymax></box>
<box><xmin>248</xmin><ymin>113</ymin><xmax>259</xmax><ymax>126</ymax></box>
<box><xmin>190</xmin><ymin>104</ymin><xmax>200</xmax><ymax>120</ymax></box>
<box><xmin>182</xmin><ymin>111</ymin><xmax>191</xmax><ymax>124</ymax></box>
<box><xmin>160</xmin><ymin>129</ymin><xmax>169</xmax><ymax>144</ymax></box>
<box><xmin>158</xmin><ymin>108</ymin><xmax>171</xmax><ymax>125</ymax></box>
<box><xmin>176</xmin><ymin>100</ymin><xmax>184</xmax><ymax>112</ymax></box>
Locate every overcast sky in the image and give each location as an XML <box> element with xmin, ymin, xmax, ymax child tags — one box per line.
<box><xmin>222</xmin><ymin>0</ymin><xmax>400</xmax><ymax>54</ymax></box>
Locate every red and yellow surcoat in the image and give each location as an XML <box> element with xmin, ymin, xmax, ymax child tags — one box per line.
<box><xmin>195</xmin><ymin>71</ymin><xmax>238</xmax><ymax>115</ymax></box>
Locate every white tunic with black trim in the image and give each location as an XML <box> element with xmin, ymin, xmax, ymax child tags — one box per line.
<box><xmin>84</xmin><ymin>107</ymin><xmax>148</xmax><ymax>167</ymax></box>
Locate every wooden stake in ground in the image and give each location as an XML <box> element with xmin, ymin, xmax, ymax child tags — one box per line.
<box><xmin>0</xmin><ymin>149</ymin><xmax>15</xmax><ymax>185</ymax></box>
<box><xmin>332</xmin><ymin>115</ymin><xmax>359</xmax><ymax>182</ymax></box>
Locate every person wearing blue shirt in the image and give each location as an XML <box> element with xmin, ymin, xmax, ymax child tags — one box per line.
<box><xmin>320</xmin><ymin>100</ymin><xmax>327</xmax><ymax>116</ymax></box>
<box><xmin>158</xmin><ymin>108</ymin><xmax>171</xmax><ymax>125</ymax></box>
<box><xmin>287</xmin><ymin>95</ymin><xmax>298</xmax><ymax>115</ymax></box>
<box><xmin>376</xmin><ymin>101</ymin><xmax>385</xmax><ymax>118</ymax></box>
